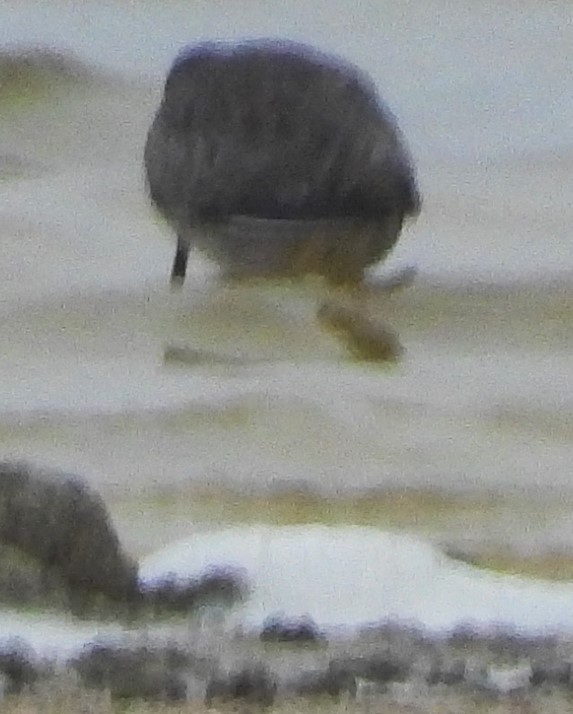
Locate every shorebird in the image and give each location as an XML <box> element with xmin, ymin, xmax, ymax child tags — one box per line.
<box><xmin>145</xmin><ymin>40</ymin><xmax>420</xmax><ymax>360</ymax></box>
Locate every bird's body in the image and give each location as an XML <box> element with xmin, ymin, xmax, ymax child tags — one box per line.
<box><xmin>144</xmin><ymin>40</ymin><xmax>420</xmax><ymax>288</ymax></box>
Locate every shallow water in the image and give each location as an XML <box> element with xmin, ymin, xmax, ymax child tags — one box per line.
<box><xmin>0</xmin><ymin>611</ymin><xmax>128</xmax><ymax>662</ymax></box>
<box><xmin>0</xmin><ymin>0</ymin><xmax>572</xmax><ymax>647</ymax></box>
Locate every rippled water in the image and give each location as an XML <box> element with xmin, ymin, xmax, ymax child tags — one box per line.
<box><xmin>0</xmin><ymin>0</ymin><xmax>571</xmax><ymax>647</ymax></box>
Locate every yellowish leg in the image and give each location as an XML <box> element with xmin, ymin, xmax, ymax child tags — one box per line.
<box><xmin>289</xmin><ymin>227</ymin><xmax>411</xmax><ymax>363</ymax></box>
<box><xmin>316</xmin><ymin>281</ymin><xmax>404</xmax><ymax>363</ymax></box>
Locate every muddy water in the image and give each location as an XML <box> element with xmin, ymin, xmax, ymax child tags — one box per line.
<box><xmin>0</xmin><ymin>0</ymin><xmax>572</xmax><ymax>648</ymax></box>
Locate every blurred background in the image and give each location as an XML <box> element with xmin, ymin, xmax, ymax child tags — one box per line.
<box><xmin>0</xmin><ymin>0</ymin><xmax>572</xmax><ymax>635</ymax></box>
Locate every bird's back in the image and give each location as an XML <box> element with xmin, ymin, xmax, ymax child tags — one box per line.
<box><xmin>145</xmin><ymin>41</ymin><xmax>420</xmax><ymax>225</ymax></box>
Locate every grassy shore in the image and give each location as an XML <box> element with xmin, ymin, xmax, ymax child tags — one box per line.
<box><xmin>5</xmin><ymin>682</ymin><xmax>573</xmax><ymax>714</ymax></box>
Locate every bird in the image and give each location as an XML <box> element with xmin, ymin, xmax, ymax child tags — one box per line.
<box><xmin>144</xmin><ymin>39</ymin><xmax>420</xmax><ymax>360</ymax></box>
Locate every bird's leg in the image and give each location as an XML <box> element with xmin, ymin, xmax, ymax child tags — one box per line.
<box><xmin>171</xmin><ymin>232</ymin><xmax>190</xmax><ymax>287</ymax></box>
<box><xmin>165</xmin><ymin>228</ymin><xmax>254</xmax><ymax>367</ymax></box>
<box><xmin>165</xmin><ymin>230</ymin><xmax>211</xmax><ymax>366</ymax></box>
<box><xmin>317</xmin><ymin>281</ymin><xmax>403</xmax><ymax>363</ymax></box>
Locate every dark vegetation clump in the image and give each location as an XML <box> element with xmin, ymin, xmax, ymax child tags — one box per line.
<box><xmin>0</xmin><ymin>543</ymin><xmax>68</xmax><ymax>609</ymax></box>
<box><xmin>260</xmin><ymin>615</ymin><xmax>325</xmax><ymax>644</ymax></box>
<box><xmin>0</xmin><ymin>462</ymin><xmax>245</xmax><ymax>618</ymax></box>
<box><xmin>205</xmin><ymin>664</ymin><xmax>277</xmax><ymax>708</ymax></box>
<box><xmin>332</xmin><ymin>653</ymin><xmax>411</xmax><ymax>684</ymax></box>
<box><xmin>0</xmin><ymin>462</ymin><xmax>139</xmax><ymax>608</ymax></box>
<box><xmin>0</xmin><ymin>639</ymin><xmax>39</xmax><ymax>695</ymax></box>
<box><xmin>141</xmin><ymin>568</ymin><xmax>247</xmax><ymax>615</ymax></box>
<box><xmin>291</xmin><ymin>660</ymin><xmax>358</xmax><ymax>699</ymax></box>
<box><xmin>71</xmin><ymin>644</ymin><xmax>190</xmax><ymax>703</ymax></box>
